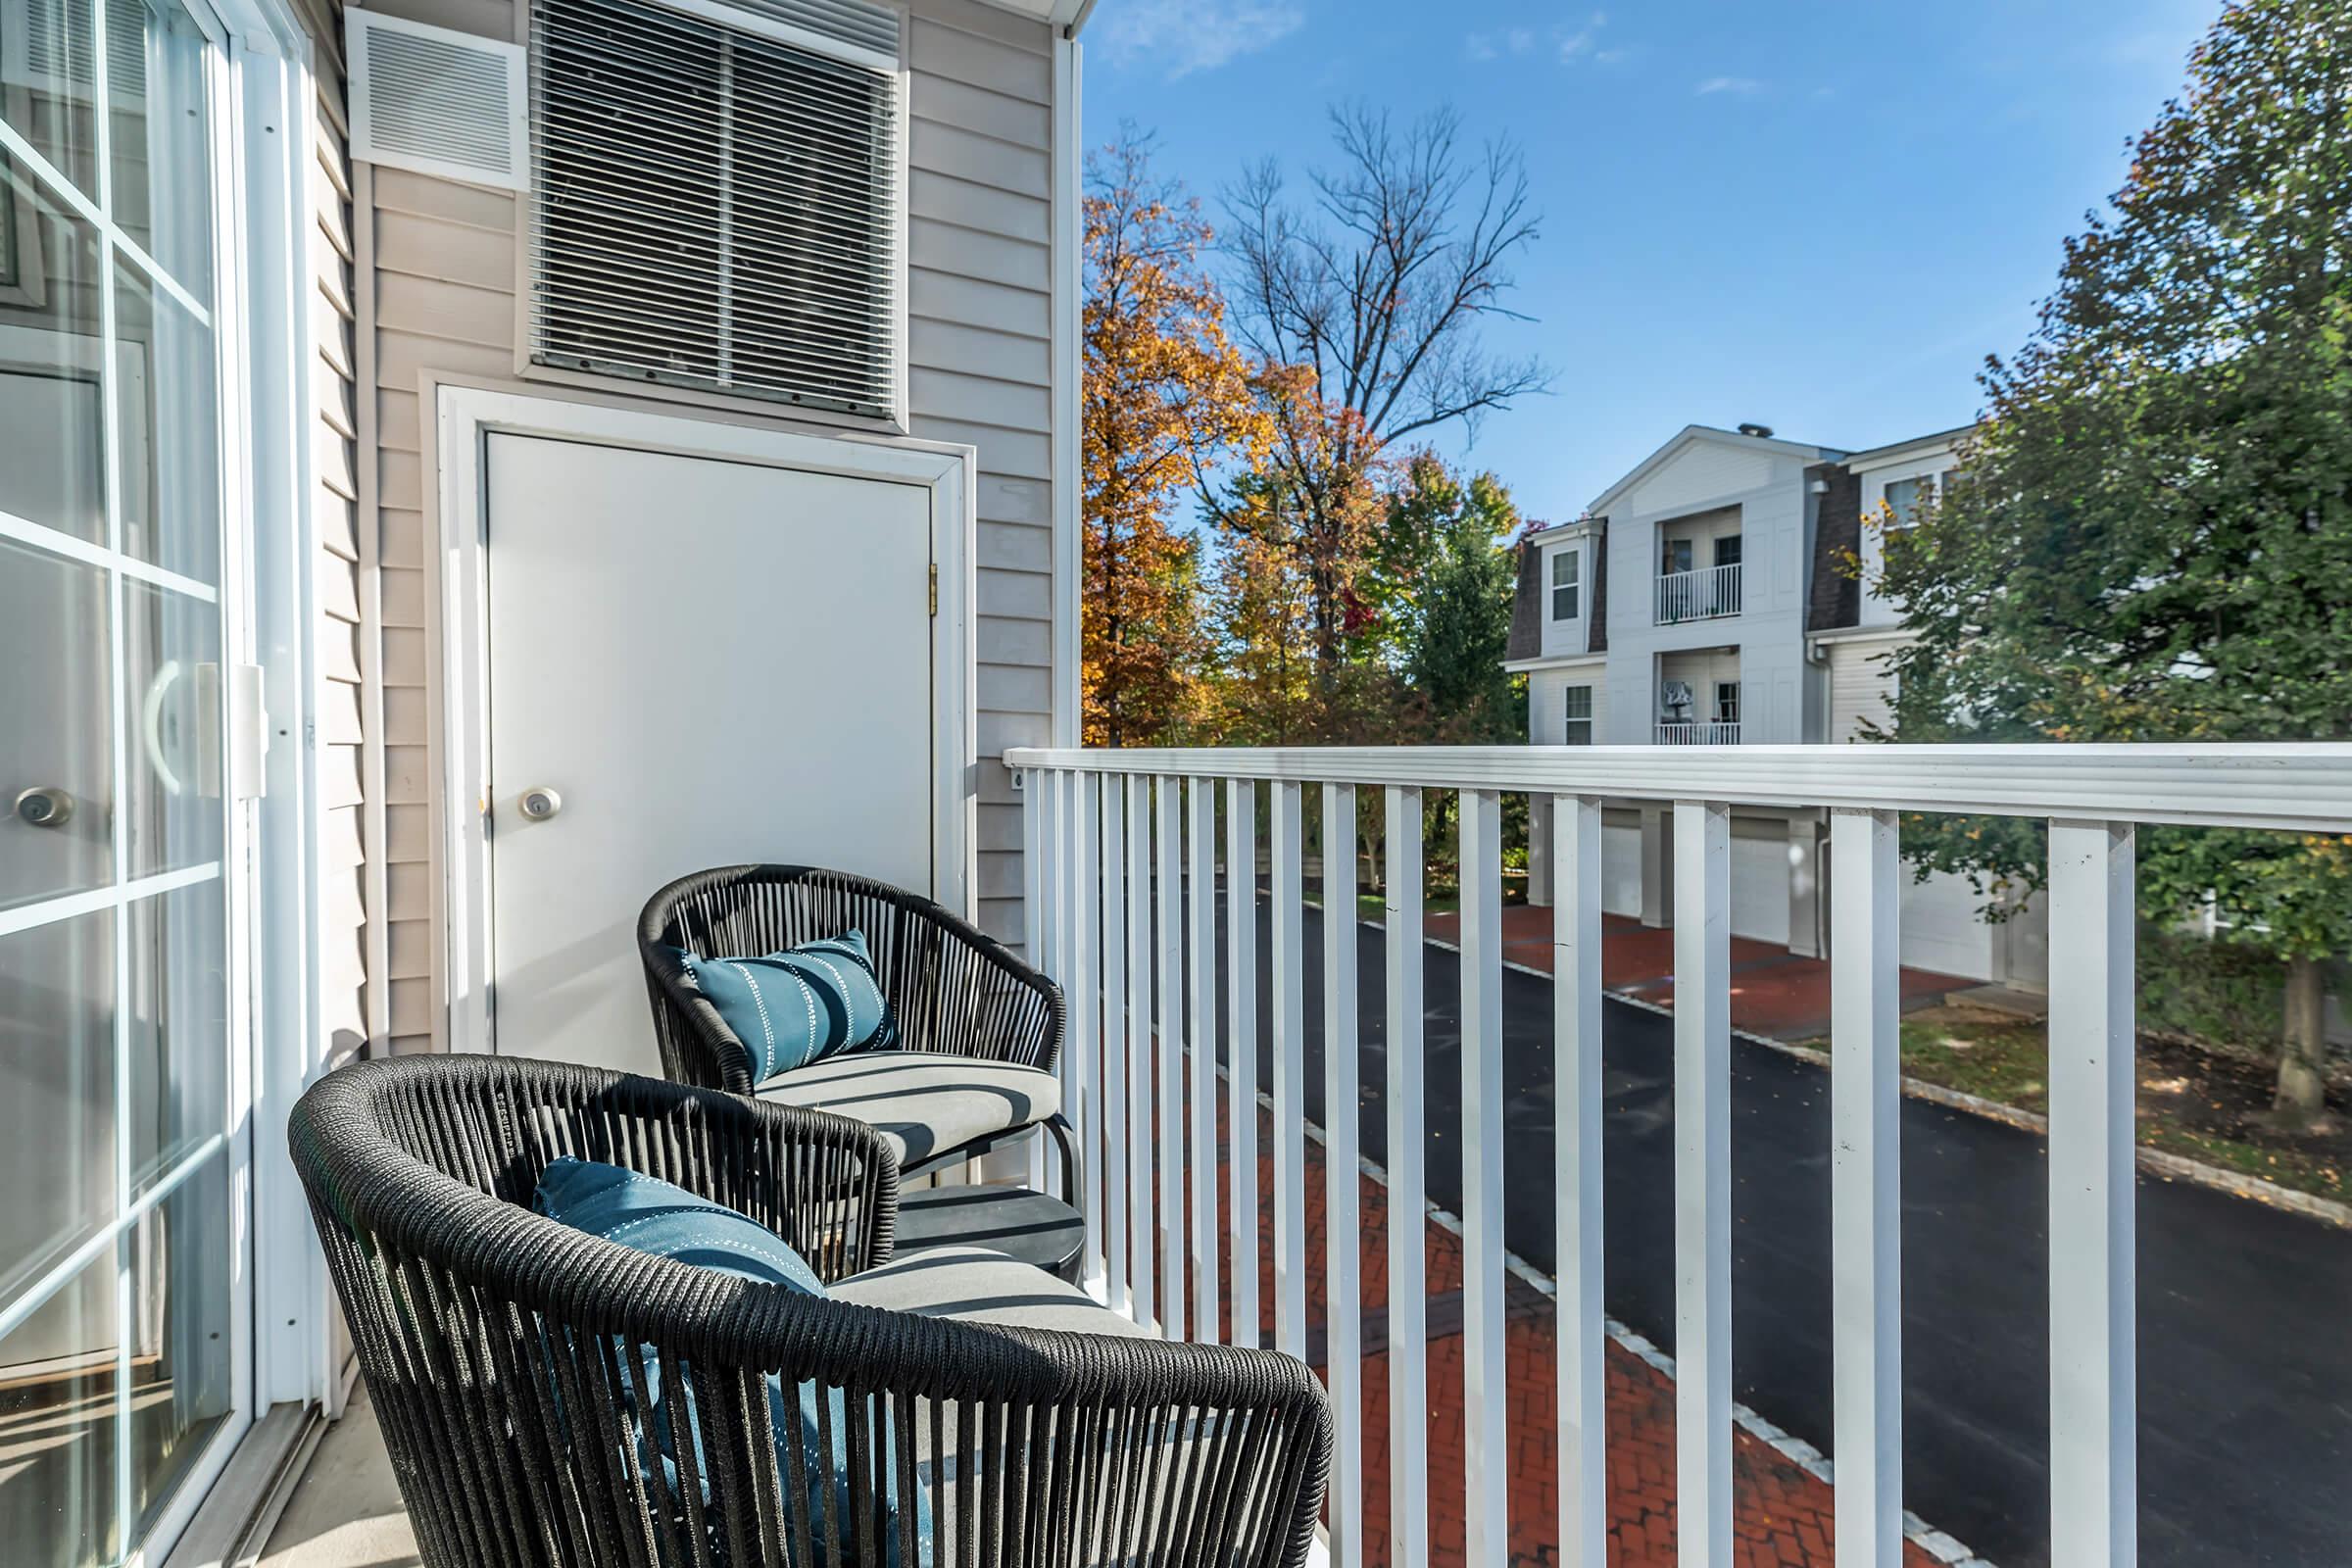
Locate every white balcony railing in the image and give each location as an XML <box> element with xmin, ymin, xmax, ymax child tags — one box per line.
<box><xmin>1655</xmin><ymin>719</ymin><xmax>1741</xmax><ymax>745</ymax></box>
<box><xmin>1004</xmin><ymin>742</ymin><xmax>2352</xmax><ymax>1568</ymax></box>
<box><xmin>1656</xmin><ymin>561</ymin><xmax>1742</xmax><ymax>623</ymax></box>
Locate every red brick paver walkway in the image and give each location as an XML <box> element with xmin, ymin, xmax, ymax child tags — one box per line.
<box><xmin>1101</xmin><ymin>1084</ymin><xmax>1945</xmax><ymax>1567</ymax></box>
<box><xmin>1421</xmin><ymin>907</ymin><xmax>1969</xmax><ymax>1040</ymax></box>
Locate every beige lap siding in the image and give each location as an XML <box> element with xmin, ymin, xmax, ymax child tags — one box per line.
<box><xmin>301</xmin><ymin>0</ymin><xmax>374</xmax><ymax>1065</ymax></box>
<box><xmin>349</xmin><ymin>0</ymin><xmax>1064</xmax><ymax>1052</ymax></box>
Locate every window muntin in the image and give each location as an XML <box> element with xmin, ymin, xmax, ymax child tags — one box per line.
<box><xmin>1549</xmin><ymin>546</ymin><xmax>1580</xmax><ymax>619</ymax></box>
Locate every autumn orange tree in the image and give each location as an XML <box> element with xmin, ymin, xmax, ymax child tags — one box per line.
<box><xmin>1082</xmin><ymin>131</ymin><xmax>1267</xmax><ymax>746</ymax></box>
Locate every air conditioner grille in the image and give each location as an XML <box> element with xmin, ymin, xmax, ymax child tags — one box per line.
<box><xmin>526</xmin><ymin>0</ymin><xmax>903</xmax><ymax>417</ymax></box>
<box><xmin>348</xmin><ymin>10</ymin><xmax>528</xmax><ymax>191</ymax></box>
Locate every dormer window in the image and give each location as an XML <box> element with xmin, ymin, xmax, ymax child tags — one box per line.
<box><xmin>1550</xmin><ymin>547</ymin><xmax>1581</xmax><ymax>619</ymax></box>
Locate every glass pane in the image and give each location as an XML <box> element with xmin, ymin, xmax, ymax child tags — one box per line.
<box><xmin>126</xmin><ymin>876</ymin><xmax>224</xmax><ymax>1195</ymax></box>
<box><xmin>0</xmin><ymin>1250</ymin><xmax>120</xmax><ymax>1567</ymax></box>
<box><xmin>0</xmin><ymin>909</ymin><xmax>116</xmax><ymax>1310</ymax></box>
<box><xmin>0</xmin><ymin>0</ymin><xmax>101</xmax><ymax>200</ymax></box>
<box><xmin>0</xmin><ymin>165</ymin><xmax>109</xmax><ymax>545</ymax></box>
<box><xmin>0</xmin><ymin>538</ymin><xmax>114</xmax><ymax>910</ymax></box>
<box><xmin>113</xmin><ymin>258</ymin><xmax>219</xmax><ymax>582</ymax></box>
<box><xmin>106</xmin><ymin>0</ymin><xmax>214</xmax><ymax>296</ymax></box>
<box><xmin>130</xmin><ymin>1151</ymin><xmax>231</xmax><ymax>1535</ymax></box>
<box><xmin>122</xmin><ymin>578</ymin><xmax>221</xmax><ymax>878</ymax></box>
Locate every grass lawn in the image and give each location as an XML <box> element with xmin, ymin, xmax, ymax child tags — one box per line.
<box><xmin>1867</xmin><ymin>1004</ymin><xmax>2347</xmax><ymax>1205</ymax></box>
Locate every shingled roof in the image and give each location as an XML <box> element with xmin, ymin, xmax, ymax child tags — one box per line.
<box><xmin>1805</xmin><ymin>465</ymin><xmax>1862</xmax><ymax>631</ymax></box>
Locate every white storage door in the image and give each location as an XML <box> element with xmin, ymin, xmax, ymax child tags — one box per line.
<box><xmin>481</xmin><ymin>432</ymin><xmax>936</xmax><ymax>1074</ymax></box>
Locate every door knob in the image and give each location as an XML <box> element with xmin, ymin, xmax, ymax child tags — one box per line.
<box><xmin>517</xmin><ymin>786</ymin><xmax>563</xmax><ymax>822</ymax></box>
<box><xmin>14</xmin><ymin>787</ymin><xmax>74</xmax><ymax>828</ymax></box>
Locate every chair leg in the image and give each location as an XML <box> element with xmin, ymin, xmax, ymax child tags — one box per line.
<box><xmin>1044</xmin><ymin>1111</ymin><xmax>1079</xmax><ymax>1206</ymax></box>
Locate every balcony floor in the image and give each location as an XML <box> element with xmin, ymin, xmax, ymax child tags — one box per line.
<box><xmin>260</xmin><ymin>1386</ymin><xmax>417</xmax><ymax>1568</ymax></box>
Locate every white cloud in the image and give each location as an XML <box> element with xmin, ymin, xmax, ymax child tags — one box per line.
<box><xmin>1695</xmin><ymin>74</ymin><xmax>1763</xmax><ymax>96</ymax></box>
<box><xmin>1554</xmin><ymin>11</ymin><xmax>1607</xmax><ymax>63</ymax></box>
<box><xmin>1098</xmin><ymin>0</ymin><xmax>1305</xmax><ymax>78</ymax></box>
<box><xmin>1464</xmin><ymin>32</ymin><xmax>1499</xmax><ymax>61</ymax></box>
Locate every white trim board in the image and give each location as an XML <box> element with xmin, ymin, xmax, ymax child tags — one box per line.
<box><xmin>431</xmin><ymin>384</ymin><xmax>978</xmax><ymax>1057</ymax></box>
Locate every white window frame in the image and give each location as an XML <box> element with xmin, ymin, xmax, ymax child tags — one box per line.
<box><xmin>1549</xmin><ymin>545</ymin><xmax>1580</xmax><ymax>621</ymax></box>
<box><xmin>1562</xmin><ymin>684</ymin><xmax>1593</xmax><ymax>745</ymax></box>
<box><xmin>0</xmin><ymin>0</ymin><xmax>331</xmax><ymax>1554</ymax></box>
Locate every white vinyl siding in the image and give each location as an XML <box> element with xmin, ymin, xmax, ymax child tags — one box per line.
<box><xmin>1829</xmin><ymin>636</ymin><xmax>1908</xmax><ymax>743</ymax></box>
<box><xmin>345</xmin><ymin>0</ymin><xmax>1058</xmax><ymax>1051</ymax></box>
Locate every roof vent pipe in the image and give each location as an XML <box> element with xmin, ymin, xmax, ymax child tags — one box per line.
<box><xmin>1737</xmin><ymin>422</ymin><xmax>1774</xmax><ymax>439</ymax></box>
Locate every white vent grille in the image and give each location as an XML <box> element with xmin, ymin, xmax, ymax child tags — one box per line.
<box><xmin>348</xmin><ymin>10</ymin><xmax>529</xmax><ymax>192</ymax></box>
<box><xmin>526</xmin><ymin>0</ymin><xmax>904</xmax><ymax>417</ymax></box>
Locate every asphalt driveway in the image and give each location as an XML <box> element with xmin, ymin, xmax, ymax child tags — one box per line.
<box><xmin>1199</xmin><ymin>898</ymin><xmax>2352</xmax><ymax>1568</ymax></box>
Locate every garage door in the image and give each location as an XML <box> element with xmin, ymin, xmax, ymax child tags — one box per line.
<box><xmin>1898</xmin><ymin>868</ymin><xmax>1995</xmax><ymax>980</ymax></box>
<box><xmin>1731</xmin><ymin>832</ymin><xmax>1790</xmax><ymax>945</ymax></box>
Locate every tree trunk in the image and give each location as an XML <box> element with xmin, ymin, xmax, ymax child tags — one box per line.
<box><xmin>2273</xmin><ymin>954</ymin><xmax>2328</xmax><ymax>1124</ymax></box>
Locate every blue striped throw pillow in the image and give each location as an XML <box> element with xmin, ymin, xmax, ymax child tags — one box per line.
<box><xmin>677</xmin><ymin>931</ymin><xmax>893</xmax><ymax>1083</ymax></box>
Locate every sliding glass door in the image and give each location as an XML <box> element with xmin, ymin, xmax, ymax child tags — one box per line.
<box><xmin>0</xmin><ymin>0</ymin><xmax>248</xmax><ymax>1559</ymax></box>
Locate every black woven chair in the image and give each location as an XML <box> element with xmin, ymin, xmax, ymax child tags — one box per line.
<box><xmin>640</xmin><ymin>866</ymin><xmax>1076</xmax><ymax>1187</ymax></box>
<box><xmin>291</xmin><ymin>1054</ymin><xmax>1332</xmax><ymax>1568</ymax></box>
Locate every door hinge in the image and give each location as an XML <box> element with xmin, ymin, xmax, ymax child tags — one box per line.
<box><xmin>929</xmin><ymin>562</ymin><xmax>939</xmax><ymax>617</ymax></box>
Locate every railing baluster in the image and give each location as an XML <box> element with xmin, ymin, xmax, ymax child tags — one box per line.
<box><xmin>1100</xmin><ymin>772</ymin><xmax>1129</xmax><ymax>1315</ymax></box>
<box><xmin>1228</xmin><ymin>779</ymin><xmax>1260</xmax><ymax>1349</ymax></box>
<box><xmin>1071</xmin><ymin>772</ymin><xmax>1102</xmax><ymax>1287</ymax></box>
<box><xmin>1270</xmin><ymin>778</ymin><xmax>1307</xmax><ymax>1360</ymax></box>
<box><xmin>1674</xmin><ymin>799</ymin><xmax>1734</xmax><ymax>1568</ymax></box>
<box><xmin>1128</xmin><ymin>773</ymin><xmax>1156</xmax><ymax>1331</ymax></box>
<box><xmin>1384</xmin><ymin>786</ymin><xmax>1428</xmax><ymax>1568</ymax></box>
<box><xmin>1323</xmin><ymin>782</ymin><xmax>1361</xmax><ymax>1567</ymax></box>
<box><xmin>1188</xmin><ymin>777</ymin><xmax>1220</xmax><ymax>1344</ymax></box>
<box><xmin>1023</xmin><ymin>769</ymin><xmax>1055</xmax><ymax>1194</ymax></box>
<box><xmin>1460</xmin><ymin>788</ymin><xmax>1507</xmax><ymax>1568</ymax></box>
<box><xmin>2048</xmin><ymin>819</ymin><xmax>2136</xmax><ymax>1567</ymax></box>
<box><xmin>1554</xmin><ymin>792</ymin><xmax>1606</xmax><ymax>1565</ymax></box>
<box><xmin>1157</xmin><ymin>774</ymin><xmax>1185</xmax><ymax>1336</ymax></box>
<box><xmin>1832</xmin><ymin>808</ymin><xmax>1902</xmax><ymax>1568</ymax></box>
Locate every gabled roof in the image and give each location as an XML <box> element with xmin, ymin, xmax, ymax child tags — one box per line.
<box><xmin>1841</xmin><ymin>422</ymin><xmax>1975</xmax><ymax>470</ymax></box>
<box><xmin>1586</xmin><ymin>423</ymin><xmax>1845</xmax><ymax>519</ymax></box>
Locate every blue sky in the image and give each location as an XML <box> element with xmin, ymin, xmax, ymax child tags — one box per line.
<box><xmin>1084</xmin><ymin>0</ymin><xmax>2219</xmax><ymax>523</ymax></box>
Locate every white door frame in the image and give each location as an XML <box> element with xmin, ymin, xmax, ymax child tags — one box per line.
<box><xmin>433</xmin><ymin>385</ymin><xmax>977</xmax><ymax>1058</ymax></box>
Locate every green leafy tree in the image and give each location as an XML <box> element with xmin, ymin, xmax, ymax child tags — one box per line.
<box><xmin>1873</xmin><ymin>0</ymin><xmax>2352</xmax><ymax>1121</ymax></box>
<box><xmin>1377</xmin><ymin>454</ymin><xmax>1526</xmax><ymax>744</ymax></box>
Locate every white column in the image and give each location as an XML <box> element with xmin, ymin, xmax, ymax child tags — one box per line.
<box><xmin>1460</xmin><ymin>788</ymin><xmax>1507</xmax><ymax>1568</ymax></box>
<box><xmin>1188</xmin><ymin>778</ymin><xmax>1220</xmax><ymax>1344</ymax></box>
<box><xmin>1270</xmin><ymin>778</ymin><xmax>1307</xmax><ymax>1361</ymax></box>
<box><xmin>1323</xmin><ymin>782</ymin><xmax>1361</xmax><ymax>1567</ymax></box>
<box><xmin>1100</xmin><ymin>773</ymin><xmax>1128</xmax><ymax>1314</ymax></box>
<box><xmin>1384</xmin><ymin>785</ymin><xmax>1428</xmax><ymax>1568</ymax></box>
<box><xmin>1673</xmin><ymin>799</ymin><xmax>1733</xmax><ymax>1568</ymax></box>
<box><xmin>1831</xmin><ymin>808</ymin><xmax>1901</xmax><ymax>1568</ymax></box>
<box><xmin>2048</xmin><ymin>819</ymin><xmax>2136</xmax><ymax>1568</ymax></box>
<box><xmin>1228</xmin><ymin>778</ymin><xmax>1260</xmax><ymax>1348</ymax></box>
<box><xmin>1127</xmin><ymin>773</ymin><xmax>1155</xmax><ymax>1331</ymax></box>
<box><xmin>1156</xmin><ymin>775</ymin><xmax>1185</xmax><ymax>1335</ymax></box>
<box><xmin>1553</xmin><ymin>793</ymin><xmax>1606</xmax><ymax>1566</ymax></box>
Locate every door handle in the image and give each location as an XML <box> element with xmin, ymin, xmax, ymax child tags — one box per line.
<box><xmin>517</xmin><ymin>786</ymin><xmax>563</xmax><ymax>823</ymax></box>
<box><xmin>14</xmin><ymin>787</ymin><xmax>74</xmax><ymax>827</ymax></box>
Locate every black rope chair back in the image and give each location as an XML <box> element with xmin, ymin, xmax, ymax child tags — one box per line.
<box><xmin>640</xmin><ymin>866</ymin><xmax>1062</xmax><ymax>1093</ymax></box>
<box><xmin>292</xmin><ymin>1054</ymin><xmax>1330</xmax><ymax>1568</ymax></box>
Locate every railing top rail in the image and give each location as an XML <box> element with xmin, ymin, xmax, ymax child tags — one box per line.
<box><xmin>1004</xmin><ymin>743</ymin><xmax>2352</xmax><ymax>832</ymax></box>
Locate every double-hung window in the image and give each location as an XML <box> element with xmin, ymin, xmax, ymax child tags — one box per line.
<box><xmin>1563</xmin><ymin>685</ymin><xmax>1594</xmax><ymax>745</ymax></box>
<box><xmin>1549</xmin><ymin>546</ymin><xmax>1580</xmax><ymax>620</ymax></box>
